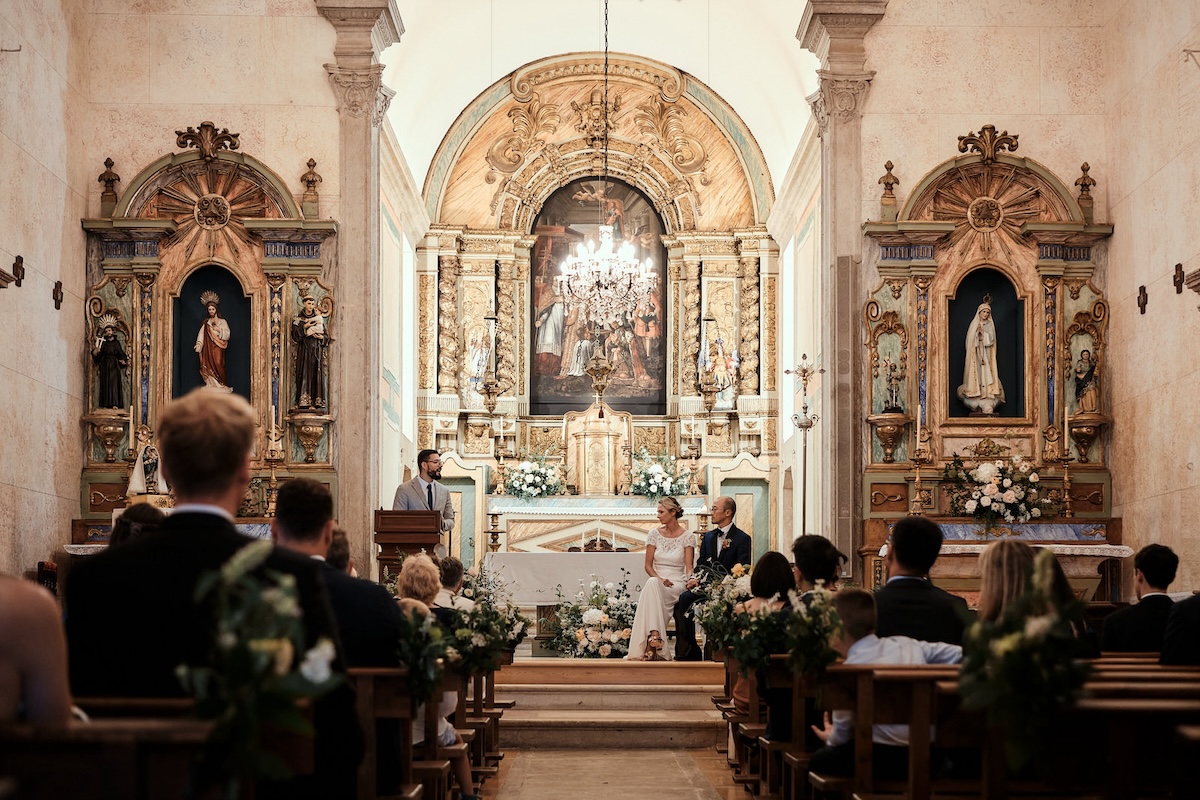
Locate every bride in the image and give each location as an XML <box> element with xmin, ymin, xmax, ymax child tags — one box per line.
<box><xmin>626</xmin><ymin>496</ymin><xmax>695</xmax><ymax>661</ymax></box>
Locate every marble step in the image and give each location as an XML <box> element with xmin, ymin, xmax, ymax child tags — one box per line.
<box><xmin>493</xmin><ymin>658</ymin><xmax>726</xmax><ymax>686</ymax></box>
<box><xmin>498</xmin><ymin>706</ymin><xmax>725</xmax><ymax>749</ymax></box>
<box><xmin>495</xmin><ymin>683</ymin><xmax>724</xmax><ymax>711</ymax></box>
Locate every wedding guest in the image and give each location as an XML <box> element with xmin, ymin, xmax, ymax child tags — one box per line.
<box><xmin>396</xmin><ymin>554</ymin><xmax>479</xmax><ymax>800</ymax></box>
<box><xmin>1162</xmin><ymin>594</ymin><xmax>1200</xmax><ymax>665</ymax></box>
<box><xmin>64</xmin><ymin>389</ymin><xmax>357</xmax><ymax>799</ymax></box>
<box><xmin>874</xmin><ymin>516</ymin><xmax>969</xmax><ymax>645</ymax></box>
<box><xmin>0</xmin><ymin>575</ymin><xmax>71</xmax><ymax>726</ymax></box>
<box><xmin>108</xmin><ymin>503</ymin><xmax>165</xmax><ymax>548</ymax></box>
<box><xmin>627</xmin><ymin>497</ymin><xmax>694</xmax><ymax>661</ymax></box>
<box><xmin>809</xmin><ymin>589</ymin><xmax>962</xmax><ymax>779</ymax></box>
<box><xmin>1102</xmin><ymin>544</ymin><xmax>1177</xmax><ymax>653</ymax></box>
<box><xmin>675</xmin><ymin>495</ymin><xmax>751</xmax><ymax>661</ymax></box>
<box><xmin>730</xmin><ymin>552</ymin><xmax>795</xmax><ymax>714</ymax></box>
<box><xmin>434</xmin><ymin>556</ymin><xmax>476</xmax><ymax>612</ymax></box>
<box><xmin>976</xmin><ymin>539</ymin><xmax>1036</xmax><ymax>622</ymax></box>
<box><xmin>1041</xmin><ymin>549</ymin><xmax>1100</xmax><ymax>657</ymax></box>
<box><xmin>325</xmin><ymin>527</ymin><xmax>356</xmax><ymax>576</ymax></box>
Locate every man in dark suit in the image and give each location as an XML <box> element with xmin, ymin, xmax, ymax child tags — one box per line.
<box><xmin>873</xmin><ymin>515</ymin><xmax>969</xmax><ymax>645</ymax></box>
<box><xmin>392</xmin><ymin>449</ymin><xmax>455</xmax><ymax>557</ymax></box>
<box><xmin>273</xmin><ymin>477</ymin><xmax>411</xmax><ymax>794</ymax></box>
<box><xmin>1103</xmin><ymin>544</ymin><xmax>1177</xmax><ymax>653</ymax></box>
<box><xmin>64</xmin><ymin>389</ymin><xmax>359</xmax><ymax>798</ymax></box>
<box><xmin>674</xmin><ymin>495</ymin><xmax>751</xmax><ymax>660</ymax></box>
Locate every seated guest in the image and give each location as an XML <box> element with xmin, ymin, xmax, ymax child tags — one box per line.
<box><xmin>396</xmin><ymin>554</ymin><xmax>479</xmax><ymax>800</ymax></box>
<box><xmin>434</xmin><ymin>556</ymin><xmax>476</xmax><ymax>612</ymax></box>
<box><xmin>325</xmin><ymin>526</ymin><xmax>356</xmax><ymax>576</ymax></box>
<box><xmin>675</xmin><ymin>495</ymin><xmax>751</xmax><ymax>661</ymax></box>
<box><xmin>108</xmin><ymin>503</ymin><xmax>165</xmax><ymax>547</ymax></box>
<box><xmin>874</xmin><ymin>516</ymin><xmax>969</xmax><ymax>645</ymax></box>
<box><xmin>64</xmin><ymin>389</ymin><xmax>358</xmax><ymax>799</ymax></box>
<box><xmin>1041</xmin><ymin>548</ymin><xmax>1100</xmax><ymax>657</ymax></box>
<box><xmin>0</xmin><ymin>575</ymin><xmax>71</xmax><ymax>726</ymax></box>
<box><xmin>976</xmin><ymin>539</ymin><xmax>1036</xmax><ymax>622</ymax></box>
<box><xmin>1102</xmin><ymin>544</ymin><xmax>1178</xmax><ymax>653</ymax></box>
<box><xmin>1161</xmin><ymin>583</ymin><xmax>1200</xmax><ymax>666</ymax></box>
<box><xmin>730</xmin><ymin>551</ymin><xmax>796</xmax><ymax>714</ymax></box>
<box><xmin>809</xmin><ymin>589</ymin><xmax>962</xmax><ymax>779</ymax></box>
<box><xmin>272</xmin><ymin>479</ymin><xmax>408</xmax><ymax>794</ymax></box>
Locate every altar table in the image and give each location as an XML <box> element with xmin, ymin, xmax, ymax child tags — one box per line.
<box><xmin>486</xmin><ymin>551</ymin><xmax>649</xmax><ymax>605</ymax></box>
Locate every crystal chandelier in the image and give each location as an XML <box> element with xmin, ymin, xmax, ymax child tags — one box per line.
<box><xmin>554</xmin><ymin>0</ymin><xmax>656</xmax><ymax>332</ymax></box>
<box><xmin>555</xmin><ymin>225</ymin><xmax>656</xmax><ymax>329</ymax></box>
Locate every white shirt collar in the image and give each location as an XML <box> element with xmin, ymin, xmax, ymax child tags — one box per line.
<box><xmin>718</xmin><ymin>524</ymin><xmax>733</xmax><ymax>536</ymax></box>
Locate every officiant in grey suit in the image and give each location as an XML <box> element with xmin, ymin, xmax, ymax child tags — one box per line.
<box><xmin>392</xmin><ymin>449</ymin><xmax>455</xmax><ymax>557</ymax></box>
<box><xmin>674</xmin><ymin>495</ymin><xmax>751</xmax><ymax>660</ymax></box>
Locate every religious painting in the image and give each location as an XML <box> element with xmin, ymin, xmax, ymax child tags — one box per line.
<box><xmin>172</xmin><ymin>264</ymin><xmax>251</xmax><ymax>400</ymax></box>
<box><xmin>529</xmin><ymin>178</ymin><xmax>667</xmax><ymax>417</ymax></box>
<box><xmin>948</xmin><ymin>267</ymin><xmax>1024</xmax><ymax>418</ymax></box>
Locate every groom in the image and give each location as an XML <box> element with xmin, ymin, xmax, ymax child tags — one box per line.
<box><xmin>674</xmin><ymin>495</ymin><xmax>752</xmax><ymax>661</ymax></box>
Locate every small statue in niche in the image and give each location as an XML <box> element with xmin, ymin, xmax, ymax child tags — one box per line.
<box><xmin>291</xmin><ymin>295</ymin><xmax>328</xmax><ymax>409</ymax></box>
<box><xmin>881</xmin><ymin>356</ymin><xmax>905</xmax><ymax>413</ymax></box>
<box><xmin>1074</xmin><ymin>349</ymin><xmax>1100</xmax><ymax>414</ymax></box>
<box><xmin>127</xmin><ymin>444</ymin><xmax>165</xmax><ymax>497</ymax></box>
<box><xmin>92</xmin><ymin>315</ymin><xmax>129</xmax><ymax>409</ymax></box>
<box><xmin>195</xmin><ymin>291</ymin><xmax>232</xmax><ymax>392</ymax></box>
<box><xmin>957</xmin><ymin>296</ymin><xmax>1005</xmax><ymax>415</ymax></box>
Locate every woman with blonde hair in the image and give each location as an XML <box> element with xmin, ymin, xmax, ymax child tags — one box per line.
<box><xmin>976</xmin><ymin>539</ymin><xmax>1036</xmax><ymax>622</ymax></box>
<box><xmin>626</xmin><ymin>496</ymin><xmax>694</xmax><ymax>660</ymax></box>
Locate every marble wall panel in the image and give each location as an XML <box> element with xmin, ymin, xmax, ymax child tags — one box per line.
<box><xmin>860</xmin><ymin>113</ymin><xmax>947</xmax><ymax>222</ymax></box>
<box><xmin>87</xmin><ymin>14</ymin><xmax>151</xmax><ymax>105</ymax></box>
<box><xmin>1104</xmin><ymin>0</ymin><xmax>1200</xmax><ymax>110</ymax></box>
<box><xmin>147</xmin><ymin>16</ymin><xmax>263</xmax><ymax>105</ymax></box>
<box><xmin>936</xmin><ymin>0</ymin><xmax>1096</xmax><ymax>28</ymax></box>
<box><xmin>264</xmin><ymin>106</ymin><xmax>341</xmax><ymax>203</ymax></box>
<box><xmin>1105</xmin><ymin>54</ymin><xmax>1189</xmax><ymax>208</ymax></box>
<box><xmin>871</xmin><ymin>0</ymin><xmax>939</xmax><ymax>27</ymax></box>
<box><xmin>1040</xmin><ymin>27</ymin><xmax>1105</xmax><ymax>116</ymax></box>
<box><xmin>259</xmin><ymin>16</ymin><xmax>337</xmax><ymax>106</ymax></box>
<box><xmin>265</xmin><ymin>0</ymin><xmax>322</xmax><ymax>16</ymax></box>
<box><xmin>93</xmin><ymin>0</ymin><xmax>267</xmax><ymax>15</ymax></box>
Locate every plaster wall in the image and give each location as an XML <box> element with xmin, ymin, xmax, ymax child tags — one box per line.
<box><xmin>0</xmin><ymin>0</ymin><xmax>90</xmax><ymax>575</ymax></box>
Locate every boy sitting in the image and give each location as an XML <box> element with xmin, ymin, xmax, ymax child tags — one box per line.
<box><xmin>810</xmin><ymin>589</ymin><xmax>962</xmax><ymax>779</ymax></box>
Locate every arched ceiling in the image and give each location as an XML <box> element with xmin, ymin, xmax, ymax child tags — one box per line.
<box><xmin>381</xmin><ymin>0</ymin><xmax>819</xmax><ymax>205</ymax></box>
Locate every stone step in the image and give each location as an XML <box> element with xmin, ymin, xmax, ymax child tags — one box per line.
<box><xmin>495</xmin><ymin>683</ymin><xmax>724</xmax><ymax>711</ymax></box>
<box><xmin>493</xmin><ymin>658</ymin><xmax>725</xmax><ymax>686</ymax></box>
<box><xmin>498</xmin><ymin>707</ymin><xmax>725</xmax><ymax>749</ymax></box>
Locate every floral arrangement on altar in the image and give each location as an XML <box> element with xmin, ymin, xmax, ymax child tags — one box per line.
<box><xmin>176</xmin><ymin>540</ymin><xmax>342</xmax><ymax>796</ymax></box>
<box><xmin>505</xmin><ymin>452</ymin><xmax>564</xmax><ymax>499</ymax></box>
<box><xmin>957</xmin><ymin>548</ymin><xmax>1091</xmax><ymax>772</ymax></box>
<box><xmin>690</xmin><ymin>563</ymin><xmax>752</xmax><ymax>651</ymax></box>
<box><xmin>784</xmin><ymin>582</ymin><xmax>842</xmax><ymax>675</ymax></box>
<box><xmin>630</xmin><ymin>448</ymin><xmax>692</xmax><ymax>500</ymax></box>
<box><xmin>941</xmin><ymin>452</ymin><xmax>1050</xmax><ymax>527</ymax></box>
<box><xmin>543</xmin><ymin>570</ymin><xmax>637</xmax><ymax>658</ymax></box>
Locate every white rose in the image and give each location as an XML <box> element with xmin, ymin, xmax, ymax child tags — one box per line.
<box><xmin>1002</xmin><ymin>490</ymin><xmax>1017</xmax><ymax>504</ymax></box>
<box><xmin>1031</xmin><ymin>508</ymin><xmax>1042</xmax><ymax>517</ymax></box>
<box><xmin>1003</xmin><ymin>478</ymin><xmax>1012</xmax><ymax>488</ymax></box>
<box><xmin>1029</xmin><ymin>473</ymin><xmax>1040</xmax><ymax>483</ymax></box>
<box><xmin>964</xmin><ymin>499</ymin><xmax>978</xmax><ymax>514</ymax></box>
<box><xmin>980</xmin><ymin>496</ymin><xmax>992</xmax><ymax>507</ymax></box>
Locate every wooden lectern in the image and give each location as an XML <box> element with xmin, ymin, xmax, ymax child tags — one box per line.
<box><xmin>373</xmin><ymin>509</ymin><xmax>442</xmax><ymax>583</ymax></box>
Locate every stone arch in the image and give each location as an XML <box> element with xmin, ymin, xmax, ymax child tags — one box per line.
<box><xmin>425</xmin><ymin>52</ymin><xmax>773</xmax><ymax>234</ymax></box>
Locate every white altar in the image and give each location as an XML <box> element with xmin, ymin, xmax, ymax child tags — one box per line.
<box><xmin>487</xmin><ymin>495</ymin><xmax>708</xmax><ymax>553</ymax></box>
<box><xmin>486</xmin><ymin>551</ymin><xmax>652</xmax><ymax>605</ymax></box>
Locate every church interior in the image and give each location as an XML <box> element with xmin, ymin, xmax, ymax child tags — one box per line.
<box><xmin>3</xmin><ymin>0</ymin><xmax>1200</xmax><ymax>795</ymax></box>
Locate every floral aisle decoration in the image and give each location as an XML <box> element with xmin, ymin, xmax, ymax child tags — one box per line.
<box><xmin>441</xmin><ymin>603</ymin><xmax>515</xmax><ymax>674</ymax></box>
<box><xmin>689</xmin><ymin>563</ymin><xmax>752</xmax><ymax>652</ymax></box>
<box><xmin>543</xmin><ymin>570</ymin><xmax>637</xmax><ymax>658</ymax></box>
<box><xmin>630</xmin><ymin>448</ymin><xmax>692</xmax><ymax>500</ymax></box>
<box><xmin>727</xmin><ymin>601</ymin><xmax>791</xmax><ymax>676</ymax></box>
<box><xmin>505</xmin><ymin>452</ymin><xmax>564</xmax><ymax>499</ymax></box>
<box><xmin>957</xmin><ymin>548</ymin><xmax>1091</xmax><ymax>772</ymax></box>
<box><xmin>941</xmin><ymin>453</ymin><xmax>1052</xmax><ymax>528</ymax></box>
<box><xmin>176</xmin><ymin>540</ymin><xmax>342</xmax><ymax>798</ymax></box>
<box><xmin>784</xmin><ymin>582</ymin><xmax>842</xmax><ymax>675</ymax></box>
<box><xmin>462</xmin><ymin>561</ymin><xmax>532</xmax><ymax>649</ymax></box>
<box><xmin>396</xmin><ymin>603</ymin><xmax>448</xmax><ymax>706</ymax></box>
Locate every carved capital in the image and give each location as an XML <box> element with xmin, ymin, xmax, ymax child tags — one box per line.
<box><xmin>816</xmin><ymin>70</ymin><xmax>874</xmax><ymax>122</ymax></box>
<box><xmin>325</xmin><ymin>64</ymin><xmax>393</xmax><ymax>126</ymax></box>
<box><xmin>806</xmin><ymin>88</ymin><xmax>828</xmax><ymax>138</ymax></box>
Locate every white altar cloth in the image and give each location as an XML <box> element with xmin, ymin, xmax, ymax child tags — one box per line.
<box><xmin>487</xmin><ymin>551</ymin><xmax>648</xmax><ymax>605</ymax></box>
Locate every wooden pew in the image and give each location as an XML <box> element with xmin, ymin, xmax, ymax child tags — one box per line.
<box><xmin>347</xmin><ymin>667</ymin><xmax>422</xmax><ymax>800</ymax></box>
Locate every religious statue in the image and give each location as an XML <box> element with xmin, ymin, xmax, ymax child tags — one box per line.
<box><xmin>92</xmin><ymin>315</ymin><xmax>128</xmax><ymax>408</ymax></box>
<box><xmin>127</xmin><ymin>443</ymin><xmax>165</xmax><ymax>496</ymax></box>
<box><xmin>1074</xmin><ymin>349</ymin><xmax>1100</xmax><ymax>413</ymax></box>
<box><xmin>195</xmin><ymin>291</ymin><xmax>232</xmax><ymax>392</ymax></box>
<box><xmin>957</xmin><ymin>296</ymin><xmax>1004</xmax><ymax>415</ymax></box>
<box><xmin>291</xmin><ymin>295</ymin><xmax>328</xmax><ymax>409</ymax></box>
<box><xmin>881</xmin><ymin>355</ymin><xmax>905</xmax><ymax>413</ymax></box>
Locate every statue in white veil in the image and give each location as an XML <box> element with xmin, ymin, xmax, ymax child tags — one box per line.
<box><xmin>127</xmin><ymin>444</ymin><xmax>165</xmax><ymax>497</ymax></box>
<box><xmin>957</xmin><ymin>295</ymin><xmax>1005</xmax><ymax>415</ymax></box>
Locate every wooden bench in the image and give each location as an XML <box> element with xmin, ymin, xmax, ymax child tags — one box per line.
<box><xmin>347</xmin><ymin>667</ymin><xmax>422</xmax><ymax>800</ymax></box>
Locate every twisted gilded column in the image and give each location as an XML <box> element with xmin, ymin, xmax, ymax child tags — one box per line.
<box><xmin>681</xmin><ymin>256</ymin><xmax>702</xmax><ymax>393</ymax></box>
<box><xmin>738</xmin><ymin>254</ymin><xmax>760</xmax><ymax>396</ymax></box>
<box><xmin>496</xmin><ymin>257</ymin><xmax>517</xmax><ymax>393</ymax></box>
<box><xmin>437</xmin><ymin>255</ymin><xmax>461</xmax><ymax>394</ymax></box>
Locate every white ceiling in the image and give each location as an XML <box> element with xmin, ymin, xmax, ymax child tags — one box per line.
<box><xmin>381</xmin><ymin>0</ymin><xmax>820</xmax><ymax>202</ymax></box>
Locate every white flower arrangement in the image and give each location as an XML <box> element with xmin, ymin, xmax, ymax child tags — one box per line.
<box><xmin>544</xmin><ymin>571</ymin><xmax>638</xmax><ymax>658</ymax></box>
<box><xmin>942</xmin><ymin>453</ymin><xmax>1053</xmax><ymax>527</ymax></box>
<box><xmin>504</xmin><ymin>452</ymin><xmax>564</xmax><ymax>499</ymax></box>
<box><xmin>629</xmin><ymin>448</ymin><xmax>692</xmax><ymax>500</ymax></box>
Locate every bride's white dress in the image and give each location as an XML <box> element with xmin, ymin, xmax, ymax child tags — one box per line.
<box><xmin>626</xmin><ymin>527</ymin><xmax>694</xmax><ymax>660</ymax></box>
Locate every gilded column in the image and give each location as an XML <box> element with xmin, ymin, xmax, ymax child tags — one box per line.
<box><xmin>496</xmin><ymin>256</ymin><xmax>517</xmax><ymax>393</ymax></box>
<box><xmin>437</xmin><ymin>255</ymin><xmax>461</xmax><ymax>394</ymax></box>
<box><xmin>681</xmin><ymin>255</ymin><xmax>702</xmax><ymax>393</ymax></box>
<box><xmin>738</xmin><ymin>254</ymin><xmax>760</xmax><ymax>396</ymax></box>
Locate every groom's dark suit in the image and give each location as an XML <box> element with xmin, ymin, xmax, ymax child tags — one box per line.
<box><xmin>674</xmin><ymin>524</ymin><xmax>751</xmax><ymax>660</ymax></box>
<box><xmin>65</xmin><ymin>511</ymin><xmax>361</xmax><ymax>799</ymax></box>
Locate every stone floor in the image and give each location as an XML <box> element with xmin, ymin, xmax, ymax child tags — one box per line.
<box><xmin>480</xmin><ymin>748</ymin><xmax>742</xmax><ymax>800</ymax></box>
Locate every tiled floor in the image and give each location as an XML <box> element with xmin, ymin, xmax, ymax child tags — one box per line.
<box><xmin>481</xmin><ymin>748</ymin><xmax>743</xmax><ymax>800</ymax></box>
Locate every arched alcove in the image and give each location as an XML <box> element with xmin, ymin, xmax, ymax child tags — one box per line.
<box><xmin>172</xmin><ymin>265</ymin><xmax>252</xmax><ymax>401</ymax></box>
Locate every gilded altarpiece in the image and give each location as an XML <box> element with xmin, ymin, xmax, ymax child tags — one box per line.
<box><xmin>861</xmin><ymin>125</ymin><xmax>1121</xmax><ymax>595</ymax></box>
<box><xmin>417</xmin><ymin>53</ymin><xmax>783</xmax><ymax>553</ymax></box>
<box><xmin>79</xmin><ymin>124</ymin><xmax>341</xmax><ymax>527</ymax></box>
